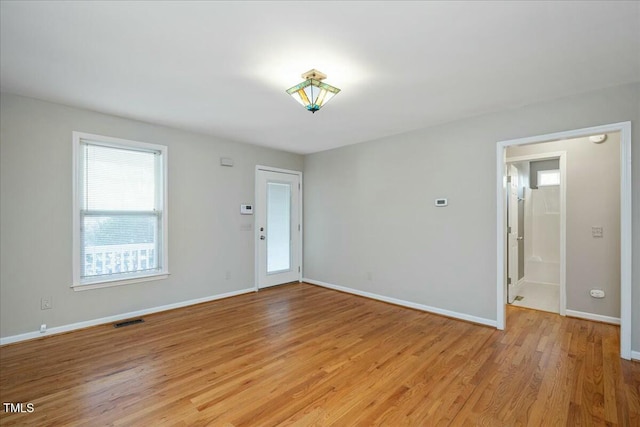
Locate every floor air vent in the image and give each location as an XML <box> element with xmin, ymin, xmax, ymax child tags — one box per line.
<box><xmin>514</xmin><ymin>296</ymin><xmax>524</xmax><ymax>301</ymax></box>
<box><xmin>114</xmin><ymin>318</ymin><xmax>144</xmax><ymax>328</ymax></box>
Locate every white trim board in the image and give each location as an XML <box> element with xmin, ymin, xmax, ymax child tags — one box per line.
<box><xmin>632</xmin><ymin>351</ymin><xmax>640</xmax><ymax>362</ymax></box>
<box><xmin>565</xmin><ymin>310</ymin><xmax>620</xmax><ymax>325</ymax></box>
<box><xmin>304</xmin><ymin>278</ymin><xmax>497</xmax><ymax>328</ymax></box>
<box><xmin>496</xmin><ymin>121</ymin><xmax>632</xmax><ymax>360</ymax></box>
<box><xmin>0</xmin><ymin>288</ymin><xmax>254</xmax><ymax>346</ymax></box>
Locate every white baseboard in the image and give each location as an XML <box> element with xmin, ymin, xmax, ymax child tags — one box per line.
<box><xmin>0</xmin><ymin>287</ymin><xmax>255</xmax><ymax>346</ymax></box>
<box><xmin>303</xmin><ymin>278</ymin><xmax>496</xmax><ymax>328</ymax></box>
<box><xmin>565</xmin><ymin>309</ymin><xmax>620</xmax><ymax>325</ymax></box>
<box><xmin>632</xmin><ymin>351</ymin><xmax>640</xmax><ymax>362</ymax></box>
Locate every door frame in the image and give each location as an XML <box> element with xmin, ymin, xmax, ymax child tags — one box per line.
<box><xmin>254</xmin><ymin>165</ymin><xmax>303</xmax><ymax>291</ymax></box>
<box><xmin>496</xmin><ymin>121</ymin><xmax>632</xmax><ymax>360</ymax></box>
<box><xmin>506</xmin><ymin>163</ymin><xmax>522</xmax><ymax>303</ymax></box>
<box><xmin>506</xmin><ymin>151</ymin><xmax>567</xmax><ymax>315</ymax></box>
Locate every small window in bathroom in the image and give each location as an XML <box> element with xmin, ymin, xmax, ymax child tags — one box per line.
<box><xmin>537</xmin><ymin>169</ymin><xmax>560</xmax><ymax>186</ymax></box>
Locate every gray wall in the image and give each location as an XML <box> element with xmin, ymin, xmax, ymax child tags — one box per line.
<box><xmin>508</xmin><ymin>135</ymin><xmax>620</xmax><ymax>318</ymax></box>
<box><xmin>0</xmin><ymin>93</ymin><xmax>303</xmax><ymax>338</ymax></box>
<box><xmin>303</xmin><ymin>82</ymin><xmax>639</xmax><ymax>351</ymax></box>
<box><xmin>2</xmin><ymin>83</ymin><xmax>639</xmax><ymax>355</ymax></box>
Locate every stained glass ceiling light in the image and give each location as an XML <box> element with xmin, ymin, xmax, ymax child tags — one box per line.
<box><xmin>286</xmin><ymin>69</ymin><xmax>341</xmax><ymax>113</ymax></box>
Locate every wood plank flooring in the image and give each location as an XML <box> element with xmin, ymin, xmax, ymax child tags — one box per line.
<box><xmin>1</xmin><ymin>283</ymin><xmax>638</xmax><ymax>426</ymax></box>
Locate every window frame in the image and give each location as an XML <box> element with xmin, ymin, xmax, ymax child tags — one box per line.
<box><xmin>72</xmin><ymin>132</ymin><xmax>169</xmax><ymax>291</ymax></box>
<box><xmin>537</xmin><ymin>169</ymin><xmax>560</xmax><ymax>187</ymax></box>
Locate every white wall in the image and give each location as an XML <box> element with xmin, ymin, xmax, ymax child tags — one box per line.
<box><xmin>508</xmin><ymin>135</ymin><xmax>620</xmax><ymax>318</ymax></box>
<box><xmin>303</xmin><ymin>82</ymin><xmax>639</xmax><ymax>351</ymax></box>
<box><xmin>0</xmin><ymin>93</ymin><xmax>303</xmax><ymax>339</ymax></box>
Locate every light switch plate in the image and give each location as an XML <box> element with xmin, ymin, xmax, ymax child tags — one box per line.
<box><xmin>592</xmin><ymin>226</ymin><xmax>603</xmax><ymax>238</ymax></box>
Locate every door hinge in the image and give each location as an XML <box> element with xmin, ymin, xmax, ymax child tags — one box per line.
<box><xmin>507</xmin><ymin>176</ymin><xmax>512</xmax><ymax>183</ymax></box>
<box><xmin>507</xmin><ymin>226</ymin><xmax>512</xmax><ymax>234</ymax></box>
<box><xmin>298</xmin><ymin>224</ymin><xmax>301</xmax><ymax>231</ymax></box>
<box><xmin>298</xmin><ymin>183</ymin><xmax>301</xmax><ymax>190</ymax></box>
<box><xmin>507</xmin><ymin>277</ymin><xmax>512</xmax><ymax>285</ymax></box>
<box><xmin>298</xmin><ymin>266</ymin><xmax>301</xmax><ymax>273</ymax></box>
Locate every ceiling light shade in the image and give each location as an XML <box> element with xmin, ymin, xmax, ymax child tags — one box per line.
<box><xmin>286</xmin><ymin>69</ymin><xmax>340</xmax><ymax>113</ymax></box>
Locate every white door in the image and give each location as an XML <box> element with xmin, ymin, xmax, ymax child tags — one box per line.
<box><xmin>256</xmin><ymin>167</ymin><xmax>301</xmax><ymax>288</ymax></box>
<box><xmin>507</xmin><ymin>164</ymin><xmax>519</xmax><ymax>303</ymax></box>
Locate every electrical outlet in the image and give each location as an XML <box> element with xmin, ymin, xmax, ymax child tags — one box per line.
<box><xmin>41</xmin><ymin>297</ymin><xmax>52</xmax><ymax>310</ymax></box>
<box><xmin>592</xmin><ymin>226</ymin><xmax>603</xmax><ymax>238</ymax></box>
<box><xmin>40</xmin><ymin>324</ymin><xmax>46</xmax><ymax>333</ymax></box>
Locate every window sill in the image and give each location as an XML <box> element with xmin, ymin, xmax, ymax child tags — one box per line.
<box><xmin>71</xmin><ymin>272</ymin><xmax>170</xmax><ymax>291</ymax></box>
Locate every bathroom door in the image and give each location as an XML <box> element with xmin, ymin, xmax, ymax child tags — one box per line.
<box><xmin>507</xmin><ymin>164</ymin><xmax>519</xmax><ymax>303</ymax></box>
<box><xmin>256</xmin><ymin>167</ymin><xmax>301</xmax><ymax>289</ymax></box>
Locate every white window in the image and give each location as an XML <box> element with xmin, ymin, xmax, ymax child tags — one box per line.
<box><xmin>72</xmin><ymin>132</ymin><xmax>168</xmax><ymax>290</ymax></box>
<box><xmin>537</xmin><ymin>169</ymin><xmax>560</xmax><ymax>187</ymax></box>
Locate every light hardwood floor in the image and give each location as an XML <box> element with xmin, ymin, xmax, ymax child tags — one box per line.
<box><xmin>1</xmin><ymin>283</ymin><xmax>638</xmax><ymax>426</ymax></box>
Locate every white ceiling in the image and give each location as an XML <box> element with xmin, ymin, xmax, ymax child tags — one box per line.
<box><xmin>1</xmin><ymin>1</ymin><xmax>639</xmax><ymax>154</ymax></box>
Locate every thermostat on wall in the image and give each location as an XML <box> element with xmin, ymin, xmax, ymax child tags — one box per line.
<box><xmin>435</xmin><ymin>198</ymin><xmax>448</xmax><ymax>207</ymax></box>
<box><xmin>240</xmin><ymin>204</ymin><xmax>253</xmax><ymax>215</ymax></box>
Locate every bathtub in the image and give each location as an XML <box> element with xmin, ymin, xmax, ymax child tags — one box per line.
<box><xmin>525</xmin><ymin>256</ymin><xmax>559</xmax><ymax>285</ymax></box>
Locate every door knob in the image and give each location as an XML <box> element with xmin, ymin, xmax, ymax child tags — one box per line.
<box><xmin>260</xmin><ymin>235</ymin><xmax>266</xmax><ymax>240</ymax></box>
<box><xmin>517</xmin><ymin>236</ymin><xmax>524</xmax><ymax>240</ymax></box>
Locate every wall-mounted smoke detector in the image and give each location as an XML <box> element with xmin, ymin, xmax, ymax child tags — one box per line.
<box><xmin>589</xmin><ymin>134</ymin><xmax>607</xmax><ymax>144</ymax></box>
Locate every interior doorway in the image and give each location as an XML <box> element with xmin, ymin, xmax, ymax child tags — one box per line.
<box><xmin>505</xmin><ymin>152</ymin><xmax>566</xmax><ymax>315</ymax></box>
<box><xmin>496</xmin><ymin>122</ymin><xmax>632</xmax><ymax>360</ymax></box>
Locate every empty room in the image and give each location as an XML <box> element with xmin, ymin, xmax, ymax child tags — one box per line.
<box><xmin>1</xmin><ymin>1</ymin><xmax>639</xmax><ymax>425</ymax></box>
